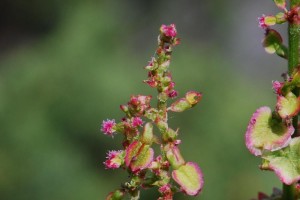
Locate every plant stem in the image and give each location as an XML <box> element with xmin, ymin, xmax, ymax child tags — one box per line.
<box><xmin>283</xmin><ymin>183</ymin><xmax>295</xmax><ymax>200</ymax></box>
<box><xmin>283</xmin><ymin>1</ymin><xmax>300</xmax><ymax>199</ymax></box>
<box><xmin>288</xmin><ymin>0</ymin><xmax>300</xmax><ymax>74</ymax></box>
<box><xmin>288</xmin><ymin>24</ymin><xmax>299</xmax><ymax>74</ymax></box>
<box><xmin>130</xmin><ymin>190</ymin><xmax>140</xmax><ymax>200</ymax></box>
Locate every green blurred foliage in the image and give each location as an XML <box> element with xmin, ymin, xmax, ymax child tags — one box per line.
<box><xmin>0</xmin><ymin>1</ymin><xmax>282</xmax><ymax>200</ymax></box>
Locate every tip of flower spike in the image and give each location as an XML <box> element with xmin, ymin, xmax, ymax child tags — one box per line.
<box><xmin>101</xmin><ymin>119</ymin><xmax>117</xmax><ymax>137</ymax></box>
<box><xmin>160</xmin><ymin>24</ymin><xmax>177</xmax><ymax>37</ymax></box>
<box><xmin>245</xmin><ymin>106</ymin><xmax>294</xmax><ymax>156</ymax></box>
<box><xmin>172</xmin><ymin>162</ymin><xmax>204</xmax><ymax>196</ymax></box>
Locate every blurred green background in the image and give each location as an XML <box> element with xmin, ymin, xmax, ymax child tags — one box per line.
<box><xmin>0</xmin><ymin>0</ymin><xmax>290</xmax><ymax>199</ymax></box>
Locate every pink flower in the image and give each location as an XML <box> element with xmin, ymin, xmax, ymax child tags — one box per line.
<box><xmin>158</xmin><ymin>184</ymin><xmax>173</xmax><ymax>199</ymax></box>
<box><xmin>101</xmin><ymin>119</ymin><xmax>116</xmax><ymax>136</ymax></box>
<box><xmin>159</xmin><ymin>184</ymin><xmax>172</xmax><ymax>194</ymax></box>
<box><xmin>168</xmin><ymin>90</ymin><xmax>178</xmax><ymax>98</ymax></box>
<box><xmin>132</xmin><ymin>117</ymin><xmax>143</xmax><ymax>127</ymax></box>
<box><xmin>258</xmin><ymin>15</ymin><xmax>268</xmax><ymax>29</ymax></box>
<box><xmin>128</xmin><ymin>95</ymin><xmax>152</xmax><ymax>116</ymax></box>
<box><xmin>258</xmin><ymin>15</ymin><xmax>276</xmax><ymax>29</ymax></box>
<box><xmin>272</xmin><ymin>80</ymin><xmax>284</xmax><ymax>95</ymax></box>
<box><xmin>104</xmin><ymin>150</ymin><xmax>124</xmax><ymax>169</ymax></box>
<box><xmin>161</xmin><ymin>24</ymin><xmax>177</xmax><ymax>37</ymax></box>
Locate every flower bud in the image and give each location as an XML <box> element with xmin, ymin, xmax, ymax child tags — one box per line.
<box><xmin>273</xmin><ymin>0</ymin><xmax>286</xmax><ymax>10</ymax></box>
<box><xmin>120</xmin><ymin>105</ymin><xmax>129</xmax><ymax>114</ymax></box>
<box><xmin>160</xmin><ymin>24</ymin><xmax>177</xmax><ymax>37</ymax></box>
<box><xmin>128</xmin><ymin>95</ymin><xmax>152</xmax><ymax>116</ymax></box>
<box><xmin>145</xmin><ymin>57</ymin><xmax>158</xmax><ymax>70</ymax></box>
<box><xmin>162</xmin><ymin>128</ymin><xmax>178</xmax><ymax>142</ymax></box>
<box><xmin>272</xmin><ymin>81</ymin><xmax>284</xmax><ymax>95</ymax></box>
<box><xmin>155</xmin><ymin>118</ymin><xmax>168</xmax><ymax>133</ymax></box>
<box><xmin>131</xmin><ymin>117</ymin><xmax>143</xmax><ymax>128</ymax></box>
<box><xmin>275</xmin><ymin>12</ymin><xmax>287</xmax><ymax>24</ymax></box>
<box><xmin>258</xmin><ymin>15</ymin><xmax>276</xmax><ymax>29</ymax></box>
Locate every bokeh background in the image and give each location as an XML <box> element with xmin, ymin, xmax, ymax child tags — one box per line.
<box><xmin>0</xmin><ymin>0</ymin><xmax>290</xmax><ymax>199</ymax></box>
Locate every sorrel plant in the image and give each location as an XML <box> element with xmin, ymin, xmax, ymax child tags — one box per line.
<box><xmin>101</xmin><ymin>24</ymin><xmax>204</xmax><ymax>200</ymax></box>
<box><xmin>245</xmin><ymin>0</ymin><xmax>300</xmax><ymax>199</ymax></box>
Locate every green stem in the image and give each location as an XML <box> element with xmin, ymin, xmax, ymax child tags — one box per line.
<box><xmin>288</xmin><ymin>0</ymin><xmax>300</xmax><ymax>74</ymax></box>
<box><xmin>283</xmin><ymin>1</ymin><xmax>300</xmax><ymax>199</ymax></box>
<box><xmin>283</xmin><ymin>183</ymin><xmax>295</xmax><ymax>200</ymax></box>
<box><xmin>130</xmin><ymin>190</ymin><xmax>140</xmax><ymax>200</ymax></box>
<box><xmin>288</xmin><ymin>23</ymin><xmax>300</xmax><ymax>74</ymax></box>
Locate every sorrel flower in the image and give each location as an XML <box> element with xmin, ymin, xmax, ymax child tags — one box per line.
<box><xmin>104</xmin><ymin>150</ymin><xmax>124</xmax><ymax>169</ymax></box>
<box><xmin>272</xmin><ymin>80</ymin><xmax>284</xmax><ymax>94</ymax></box>
<box><xmin>258</xmin><ymin>15</ymin><xmax>276</xmax><ymax>29</ymax></box>
<box><xmin>101</xmin><ymin>119</ymin><xmax>116</xmax><ymax>136</ymax></box>
<box><xmin>168</xmin><ymin>90</ymin><xmax>178</xmax><ymax>98</ymax></box>
<box><xmin>131</xmin><ymin>117</ymin><xmax>143</xmax><ymax>127</ymax></box>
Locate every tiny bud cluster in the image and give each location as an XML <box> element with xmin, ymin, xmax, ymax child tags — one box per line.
<box><xmin>100</xmin><ymin>24</ymin><xmax>204</xmax><ymax>200</ymax></box>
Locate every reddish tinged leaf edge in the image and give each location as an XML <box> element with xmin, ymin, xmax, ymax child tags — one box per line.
<box><xmin>245</xmin><ymin>106</ymin><xmax>294</xmax><ymax>156</ymax></box>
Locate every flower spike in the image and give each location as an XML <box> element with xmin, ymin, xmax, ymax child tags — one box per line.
<box><xmin>101</xmin><ymin>24</ymin><xmax>204</xmax><ymax>199</ymax></box>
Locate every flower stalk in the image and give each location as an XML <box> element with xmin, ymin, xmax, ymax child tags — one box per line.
<box><xmin>101</xmin><ymin>24</ymin><xmax>204</xmax><ymax>200</ymax></box>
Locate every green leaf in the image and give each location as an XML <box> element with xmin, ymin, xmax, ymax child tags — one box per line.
<box><xmin>262</xmin><ymin>29</ymin><xmax>287</xmax><ymax>58</ymax></box>
<box><xmin>169</xmin><ymin>98</ymin><xmax>191</xmax><ymax>112</ymax></box>
<box><xmin>277</xmin><ymin>91</ymin><xmax>300</xmax><ymax>118</ymax></box>
<box><xmin>165</xmin><ymin>145</ymin><xmax>185</xmax><ymax>169</ymax></box>
<box><xmin>125</xmin><ymin>140</ymin><xmax>141</xmax><ymax>167</ymax></box>
<box><xmin>245</xmin><ymin>106</ymin><xmax>294</xmax><ymax>156</ymax></box>
<box><xmin>172</xmin><ymin>162</ymin><xmax>204</xmax><ymax>196</ymax></box>
<box><xmin>262</xmin><ymin>137</ymin><xmax>300</xmax><ymax>185</ymax></box>
<box><xmin>185</xmin><ymin>91</ymin><xmax>202</xmax><ymax>105</ymax></box>
<box><xmin>141</xmin><ymin>122</ymin><xmax>153</xmax><ymax>144</ymax></box>
<box><xmin>130</xmin><ymin>145</ymin><xmax>154</xmax><ymax>172</ymax></box>
<box><xmin>273</xmin><ymin>0</ymin><xmax>286</xmax><ymax>10</ymax></box>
